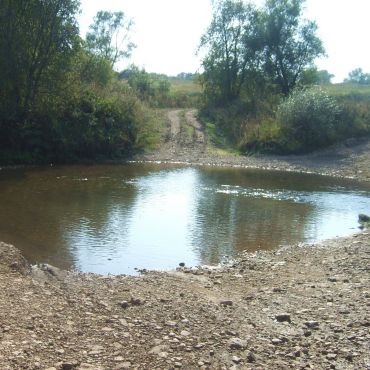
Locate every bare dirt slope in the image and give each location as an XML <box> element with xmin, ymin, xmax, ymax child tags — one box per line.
<box><xmin>138</xmin><ymin>109</ymin><xmax>370</xmax><ymax>181</ymax></box>
<box><xmin>137</xmin><ymin>109</ymin><xmax>207</xmax><ymax>163</ymax></box>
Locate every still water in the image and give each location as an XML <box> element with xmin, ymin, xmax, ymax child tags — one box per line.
<box><xmin>0</xmin><ymin>163</ymin><xmax>369</xmax><ymax>274</ymax></box>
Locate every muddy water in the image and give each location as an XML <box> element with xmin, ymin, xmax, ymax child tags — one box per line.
<box><xmin>0</xmin><ymin>164</ymin><xmax>369</xmax><ymax>274</ymax></box>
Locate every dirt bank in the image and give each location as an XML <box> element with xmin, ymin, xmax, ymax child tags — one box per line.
<box><xmin>136</xmin><ymin>109</ymin><xmax>370</xmax><ymax>182</ymax></box>
<box><xmin>1</xmin><ymin>109</ymin><xmax>370</xmax><ymax>369</ymax></box>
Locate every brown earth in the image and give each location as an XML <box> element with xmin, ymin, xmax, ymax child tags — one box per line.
<box><xmin>0</xmin><ymin>109</ymin><xmax>370</xmax><ymax>369</ymax></box>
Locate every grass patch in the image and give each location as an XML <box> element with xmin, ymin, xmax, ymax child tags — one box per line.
<box><xmin>170</xmin><ymin>79</ymin><xmax>202</xmax><ymax>95</ymax></box>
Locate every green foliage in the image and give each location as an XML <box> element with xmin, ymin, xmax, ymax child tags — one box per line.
<box><xmin>0</xmin><ymin>0</ymin><xmax>80</xmax><ymax>120</ymax></box>
<box><xmin>120</xmin><ymin>66</ymin><xmax>200</xmax><ymax>108</ymax></box>
<box><xmin>0</xmin><ymin>1</ymin><xmax>158</xmax><ymax>165</ymax></box>
<box><xmin>316</xmin><ymin>70</ymin><xmax>334</xmax><ymax>85</ymax></box>
<box><xmin>277</xmin><ymin>88</ymin><xmax>341</xmax><ymax>152</ymax></box>
<box><xmin>199</xmin><ymin>0</ymin><xmax>324</xmax><ymax>108</ymax></box>
<box><xmin>199</xmin><ymin>0</ymin><xmax>260</xmax><ymax>105</ymax></box>
<box><xmin>86</xmin><ymin>10</ymin><xmax>135</xmax><ymax>69</ymax></box>
<box><xmin>344</xmin><ymin>68</ymin><xmax>370</xmax><ymax>85</ymax></box>
<box><xmin>237</xmin><ymin>84</ymin><xmax>370</xmax><ymax>154</ymax></box>
<box><xmin>298</xmin><ymin>68</ymin><xmax>334</xmax><ymax>86</ymax></box>
<box><xmin>261</xmin><ymin>0</ymin><xmax>325</xmax><ymax>95</ymax></box>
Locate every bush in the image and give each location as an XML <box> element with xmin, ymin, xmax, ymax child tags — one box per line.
<box><xmin>277</xmin><ymin>88</ymin><xmax>341</xmax><ymax>152</ymax></box>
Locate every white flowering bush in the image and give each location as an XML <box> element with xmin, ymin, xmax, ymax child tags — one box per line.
<box><xmin>277</xmin><ymin>88</ymin><xmax>341</xmax><ymax>152</ymax></box>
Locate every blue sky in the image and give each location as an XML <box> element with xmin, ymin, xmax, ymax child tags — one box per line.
<box><xmin>78</xmin><ymin>0</ymin><xmax>370</xmax><ymax>82</ymax></box>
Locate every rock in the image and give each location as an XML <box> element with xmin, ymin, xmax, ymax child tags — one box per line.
<box><xmin>327</xmin><ymin>353</ymin><xmax>337</xmax><ymax>360</ymax></box>
<box><xmin>61</xmin><ymin>363</ymin><xmax>76</xmax><ymax>370</ymax></box>
<box><xmin>246</xmin><ymin>352</ymin><xmax>256</xmax><ymax>363</ymax></box>
<box><xmin>114</xmin><ymin>356</ymin><xmax>125</xmax><ymax>362</ymax></box>
<box><xmin>130</xmin><ymin>297</ymin><xmax>144</xmax><ymax>306</ymax></box>
<box><xmin>232</xmin><ymin>356</ymin><xmax>241</xmax><ymax>364</ymax></box>
<box><xmin>179</xmin><ymin>262</ymin><xmax>185</xmax><ymax>267</ymax></box>
<box><xmin>358</xmin><ymin>214</ymin><xmax>370</xmax><ymax>222</ymax></box>
<box><xmin>304</xmin><ymin>321</ymin><xmax>319</xmax><ymax>329</ymax></box>
<box><xmin>220</xmin><ymin>300</ymin><xmax>233</xmax><ymax>306</ymax></box>
<box><xmin>149</xmin><ymin>345</ymin><xmax>168</xmax><ymax>355</ymax></box>
<box><xmin>165</xmin><ymin>321</ymin><xmax>177</xmax><ymax>327</ymax></box>
<box><xmin>271</xmin><ymin>338</ymin><xmax>282</xmax><ymax>345</ymax></box>
<box><xmin>174</xmin><ymin>362</ymin><xmax>182</xmax><ymax>368</ymax></box>
<box><xmin>119</xmin><ymin>362</ymin><xmax>132</xmax><ymax>369</ymax></box>
<box><xmin>120</xmin><ymin>301</ymin><xmax>129</xmax><ymax>309</ymax></box>
<box><xmin>228</xmin><ymin>338</ymin><xmax>247</xmax><ymax>350</ymax></box>
<box><xmin>275</xmin><ymin>313</ymin><xmax>291</xmax><ymax>323</ymax></box>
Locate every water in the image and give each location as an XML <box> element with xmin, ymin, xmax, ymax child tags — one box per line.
<box><xmin>0</xmin><ymin>163</ymin><xmax>369</xmax><ymax>274</ymax></box>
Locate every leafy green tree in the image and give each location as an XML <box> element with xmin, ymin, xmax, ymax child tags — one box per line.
<box><xmin>260</xmin><ymin>0</ymin><xmax>325</xmax><ymax>95</ymax></box>
<box><xmin>0</xmin><ymin>0</ymin><xmax>80</xmax><ymax>119</ymax></box>
<box><xmin>86</xmin><ymin>11</ymin><xmax>136</xmax><ymax>69</ymax></box>
<box><xmin>298</xmin><ymin>68</ymin><xmax>333</xmax><ymax>86</ymax></box>
<box><xmin>199</xmin><ymin>0</ymin><xmax>324</xmax><ymax>106</ymax></box>
<box><xmin>199</xmin><ymin>0</ymin><xmax>260</xmax><ymax>105</ymax></box>
<box><xmin>317</xmin><ymin>70</ymin><xmax>334</xmax><ymax>84</ymax></box>
<box><xmin>344</xmin><ymin>68</ymin><xmax>370</xmax><ymax>85</ymax></box>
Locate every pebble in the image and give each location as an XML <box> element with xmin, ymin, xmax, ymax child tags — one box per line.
<box><xmin>61</xmin><ymin>363</ymin><xmax>75</xmax><ymax>370</ymax></box>
<box><xmin>304</xmin><ymin>321</ymin><xmax>319</xmax><ymax>328</ymax></box>
<box><xmin>247</xmin><ymin>352</ymin><xmax>256</xmax><ymax>363</ymax></box>
<box><xmin>220</xmin><ymin>300</ymin><xmax>233</xmax><ymax>306</ymax></box>
<box><xmin>228</xmin><ymin>338</ymin><xmax>247</xmax><ymax>350</ymax></box>
<box><xmin>130</xmin><ymin>297</ymin><xmax>144</xmax><ymax>306</ymax></box>
<box><xmin>271</xmin><ymin>338</ymin><xmax>282</xmax><ymax>345</ymax></box>
<box><xmin>275</xmin><ymin>313</ymin><xmax>291</xmax><ymax>323</ymax></box>
<box><xmin>232</xmin><ymin>356</ymin><xmax>241</xmax><ymax>364</ymax></box>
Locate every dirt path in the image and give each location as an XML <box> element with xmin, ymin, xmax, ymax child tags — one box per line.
<box><xmin>137</xmin><ymin>109</ymin><xmax>207</xmax><ymax>163</ymax></box>
<box><xmin>137</xmin><ymin>109</ymin><xmax>370</xmax><ymax>182</ymax></box>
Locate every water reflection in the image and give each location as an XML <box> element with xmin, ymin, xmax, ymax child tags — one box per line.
<box><xmin>0</xmin><ymin>164</ymin><xmax>369</xmax><ymax>274</ymax></box>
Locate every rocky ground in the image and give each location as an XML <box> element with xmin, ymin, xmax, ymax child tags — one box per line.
<box><xmin>0</xmin><ymin>109</ymin><xmax>370</xmax><ymax>369</ymax></box>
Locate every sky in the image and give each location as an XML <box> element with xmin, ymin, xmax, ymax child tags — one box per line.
<box><xmin>78</xmin><ymin>0</ymin><xmax>370</xmax><ymax>82</ymax></box>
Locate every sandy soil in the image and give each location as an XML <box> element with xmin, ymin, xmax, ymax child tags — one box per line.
<box><xmin>1</xmin><ymin>109</ymin><xmax>370</xmax><ymax>369</ymax></box>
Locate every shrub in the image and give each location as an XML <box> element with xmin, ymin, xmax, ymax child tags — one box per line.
<box><xmin>277</xmin><ymin>88</ymin><xmax>341</xmax><ymax>152</ymax></box>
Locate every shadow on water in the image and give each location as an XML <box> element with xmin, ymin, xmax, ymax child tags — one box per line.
<box><xmin>0</xmin><ymin>164</ymin><xmax>369</xmax><ymax>274</ymax></box>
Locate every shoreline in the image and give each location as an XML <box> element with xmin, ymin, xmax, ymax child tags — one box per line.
<box><xmin>0</xmin><ymin>112</ymin><xmax>370</xmax><ymax>368</ymax></box>
<box><xmin>0</xmin><ymin>231</ymin><xmax>369</xmax><ymax>369</ymax></box>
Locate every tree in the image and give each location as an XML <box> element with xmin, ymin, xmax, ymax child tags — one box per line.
<box><xmin>199</xmin><ymin>0</ymin><xmax>324</xmax><ymax>106</ymax></box>
<box><xmin>0</xmin><ymin>0</ymin><xmax>80</xmax><ymax>119</ymax></box>
<box><xmin>86</xmin><ymin>11</ymin><xmax>136</xmax><ymax>69</ymax></box>
<box><xmin>260</xmin><ymin>0</ymin><xmax>325</xmax><ymax>95</ymax></box>
<box><xmin>344</xmin><ymin>68</ymin><xmax>370</xmax><ymax>85</ymax></box>
<box><xmin>198</xmin><ymin>0</ymin><xmax>260</xmax><ymax>105</ymax></box>
<box><xmin>299</xmin><ymin>68</ymin><xmax>334</xmax><ymax>86</ymax></box>
<box><xmin>317</xmin><ymin>70</ymin><xmax>334</xmax><ymax>84</ymax></box>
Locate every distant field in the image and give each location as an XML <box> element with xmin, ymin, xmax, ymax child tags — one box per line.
<box><xmin>322</xmin><ymin>83</ymin><xmax>370</xmax><ymax>97</ymax></box>
<box><xmin>169</xmin><ymin>79</ymin><xmax>202</xmax><ymax>95</ymax></box>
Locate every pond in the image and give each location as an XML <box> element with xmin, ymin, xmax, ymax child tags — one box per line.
<box><xmin>0</xmin><ymin>163</ymin><xmax>369</xmax><ymax>274</ymax></box>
